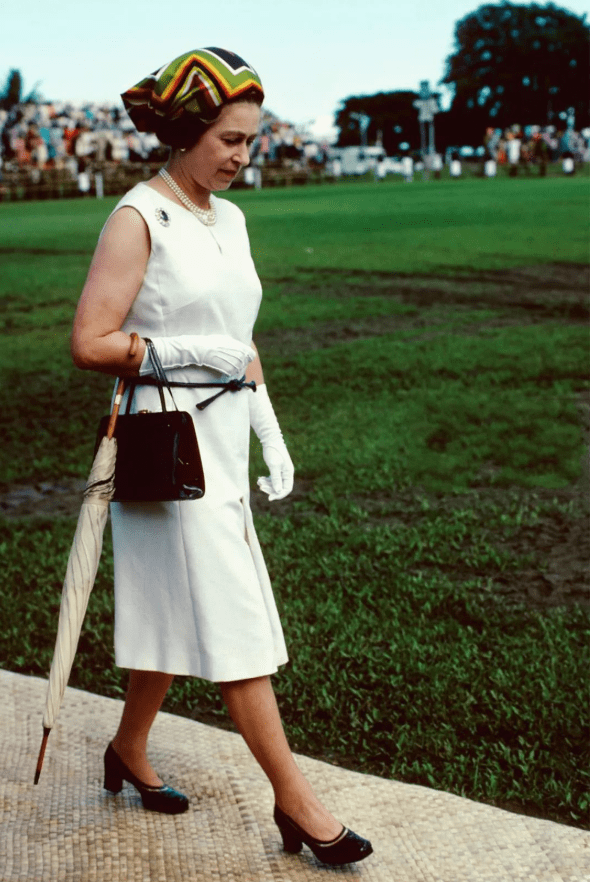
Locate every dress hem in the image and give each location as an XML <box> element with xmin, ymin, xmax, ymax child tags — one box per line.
<box><xmin>113</xmin><ymin>653</ymin><xmax>289</xmax><ymax>683</ymax></box>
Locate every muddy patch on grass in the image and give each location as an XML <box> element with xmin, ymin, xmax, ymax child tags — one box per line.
<box><xmin>0</xmin><ymin>477</ymin><xmax>87</xmax><ymax>520</ymax></box>
<box><xmin>351</xmin><ymin>484</ymin><xmax>589</xmax><ymax>610</ymax></box>
<box><xmin>305</xmin><ymin>262</ymin><xmax>589</xmax><ymax>312</ymax></box>
<box><xmin>257</xmin><ymin>262</ymin><xmax>589</xmax><ymax>354</ymax></box>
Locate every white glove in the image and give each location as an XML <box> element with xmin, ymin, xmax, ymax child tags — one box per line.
<box><xmin>140</xmin><ymin>335</ymin><xmax>256</xmax><ymax>377</ymax></box>
<box><xmin>249</xmin><ymin>384</ymin><xmax>294</xmax><ymax>501</ymax></box>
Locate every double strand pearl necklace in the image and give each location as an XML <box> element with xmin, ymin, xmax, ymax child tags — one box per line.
<box><xmin>158</xmin><ymin>168</ymin><xmax>217</xmax><ymax>226</ymax></box>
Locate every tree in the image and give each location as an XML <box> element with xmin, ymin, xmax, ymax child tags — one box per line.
<box><xmin>0</xmin><ymin>69</ymin><xmax>22</xmax><ymax>111</ymax></box>
<box><xmin>442</xmin><ymin>2</ymin><xmax>590</xmax><ymax>139</ymax></box>
<box><xmin>335</xmin><ymin>91</ymin><xmax>426</xmax><ymax>154</ymax></box>
<box><xmin>0</xmin><ymin>69</ymin><xmax>43</xmax><ymax>111</ymax></box>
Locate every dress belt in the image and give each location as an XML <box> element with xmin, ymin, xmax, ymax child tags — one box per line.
<box><xmin>133</xmin><ymin>375</ymin><xmax>257</xmax><ymax>411</ymax></box>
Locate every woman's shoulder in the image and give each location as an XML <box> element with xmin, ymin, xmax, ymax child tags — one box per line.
<box><xmin>111</xmin><ymin>182</ymin><xmax>157</xmax><ymax>214</ymax></box>
<box><xmin>100</xmin><ymin>184</ymin><xmax>159</xmax><ymax>242</ymax></box>
<box><xmin>106</xmin><ymin>182</ymin><xmax>175</xmax><ymax>231</ymax></box>
<box><xmin>213</xmin><ymin>195</ymin><xmax>245</xmax><ymax>222</ymax></box>
<box><xmin>102</xmin><ymin>183</ymin><xmax>145</xmax><ymax>222</ymax></box>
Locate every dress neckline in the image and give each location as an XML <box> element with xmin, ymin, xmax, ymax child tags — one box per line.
<box><xmin>139</xmin><ymin>180</ymin><xmax>218</xmax><ymax>214</ymax></box>
<box><xmin>137</xmin><ymin>183</ymin><xmax>224</xmax><ymax>252</ymax></box>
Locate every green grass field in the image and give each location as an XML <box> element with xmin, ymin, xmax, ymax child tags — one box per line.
<box><xmin>1</xmin><ymin>175</ymin><xmax>588</xmax><ymax>828</ymax></box>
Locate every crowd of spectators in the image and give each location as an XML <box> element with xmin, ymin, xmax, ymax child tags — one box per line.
<box><xmin>0</xmin><ymin>101</ymin><xmax>158</xmax><ymax>173</ymax></box>
<box><xmin>482</xmin><ymin>123</ymin><xmax>588</xmax><ymax>169</ymax></box>
<box><xmin>0</xmin><ymin>99</ymin><xmax>329</xmax><ymax>178</ymax></box>
<box><xmin>1</xmin><ymin>99</ymin><xmax>586</xmax><ymax>191</ymax></box>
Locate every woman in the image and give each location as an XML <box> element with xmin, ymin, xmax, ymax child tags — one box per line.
<box><xmin>71</xmin><ymin>48</ymin><xmax>372</xmax><ymax>867</ymax></box>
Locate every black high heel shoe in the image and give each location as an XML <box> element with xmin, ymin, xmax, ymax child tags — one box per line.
<box><xmin>103</xmin><ymin>743</ymin><xmax>189</xmax><ymax>815</ymax></box>
<box><xmin>274</xmin><ymin>804</ymin><xmax>373</xmax><ymax>866</ymax></box>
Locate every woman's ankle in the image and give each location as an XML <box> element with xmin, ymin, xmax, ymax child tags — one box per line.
<box><xmin>274</xmin><ymin>784</ymin><xmax>342</xmax><ymax>841</ymax></box>
<box><xmin>111</xmin><ymin>735</ymin><xmax>142</xmax><ymax>754</ymax></box>
<box><xmin>109</xmin><ymin>738</ymin><xmax>162</xmax><ymax>787</ymax></box>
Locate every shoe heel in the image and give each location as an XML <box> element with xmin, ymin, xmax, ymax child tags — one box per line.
<box><xmin>104</xmin><ymin>768</ymin><xmax>123</xmax><ymax>793</ymax></box>
<box><xmin>103</xmin><ymin>746</ymin><xmax>123</xmax><ymax>793</ymax></box>
<box><xmin>278</xmin><ymin>825</ymin><xmax>303</xmax><ymax>854</ymax></box>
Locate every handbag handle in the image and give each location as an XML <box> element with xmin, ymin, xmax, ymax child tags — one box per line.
<box><xmin>124</xmin><ymin>337</ymin><xmax>179</xmax><ymax>415</ymax></box>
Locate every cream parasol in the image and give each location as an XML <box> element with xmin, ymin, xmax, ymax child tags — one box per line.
<box><xmin>34</xmin><ymin>334</ymin><xmax>139</xmax><ymax>784</ymax></box>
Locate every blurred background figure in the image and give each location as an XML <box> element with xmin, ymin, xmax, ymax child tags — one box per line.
<box><xmin>449</xmin><ymin>151</ymin><xmax>462</xmax><ymax>178</ymax></box>
<box><xmin>402</xmin><ymin>151</ymin><xmax>413</xmax><ymax>182</ymax></box>
<box><xmin>505</xmin><ymin>129</ymin><xmax>522</xmax><ymax>176</ymax></box>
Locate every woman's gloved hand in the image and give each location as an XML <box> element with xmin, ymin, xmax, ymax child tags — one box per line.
<box><xmin>248</xmin><ymin>385</ymin><xmax>294</xmax><ymax>501</ymax></box>
<box><xmin>140</xmin><ymin>334</ymin><xmax>256</xmax><ymax>377</ymax></box>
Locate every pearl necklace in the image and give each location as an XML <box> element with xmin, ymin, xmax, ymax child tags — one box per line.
<box><xmin>158</xmin><ymin>168</ymin><xmax>217</xmax><ymax>226</ymax></box>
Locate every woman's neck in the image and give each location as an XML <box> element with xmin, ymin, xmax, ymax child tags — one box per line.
<box><xmin>164</xmin><ymin>161</ymin><xmax>211</xmax><ymax>210</ymax></box>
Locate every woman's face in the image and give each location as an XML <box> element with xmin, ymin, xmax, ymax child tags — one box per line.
<box><xmin>181</xmin><ymin>101</ymin><xmax>261</xmax><ymax>194</ymax></box>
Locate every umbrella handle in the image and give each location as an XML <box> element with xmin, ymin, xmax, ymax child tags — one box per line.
<box><xmin>106</xmin><ymin>333</ymin><xmax>140</xmax><ymax>440</ymax></box>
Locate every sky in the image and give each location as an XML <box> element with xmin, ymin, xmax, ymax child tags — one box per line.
<box><xmin>2</xmin><ymin>0</ymin><xmax>589</xmax><ymax>140</ymax></box>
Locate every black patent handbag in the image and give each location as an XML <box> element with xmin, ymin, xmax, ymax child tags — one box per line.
<box><xmin>95</xmin><ymin>339</ymin><xmax>205</xmax><ymax>502</ymax></box>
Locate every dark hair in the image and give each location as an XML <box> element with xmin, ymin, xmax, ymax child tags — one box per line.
<box><xmin>156</xmin><ymin>87</ymin><xmax>264</xmax><ymax>150</ymax></box>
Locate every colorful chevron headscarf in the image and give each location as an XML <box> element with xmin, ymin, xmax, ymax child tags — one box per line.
<box><xmin>121</xmin><ymin>47</ymin><xmax>264</xmax><ymax>134</ymax></box>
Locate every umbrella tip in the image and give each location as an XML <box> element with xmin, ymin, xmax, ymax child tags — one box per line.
<box><xmin>34</xmin><ymin>727</ymin><xmax>51</xmax><ymax>785</ymax></box>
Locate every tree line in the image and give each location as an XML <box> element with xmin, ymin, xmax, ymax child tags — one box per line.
<box><xmin>335</xmin><ymin>2</ymin><xmax>589</xmax><ymax>152</ymax></box>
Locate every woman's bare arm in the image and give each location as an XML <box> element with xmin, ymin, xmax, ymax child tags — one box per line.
<box><xmin>246</xmin><ymin>341</ymin><xmax>265</xmax><ymax>386</ymax></box>
<box><xmin>71</xmin><ymin>206</ymin><xmax>150</xmax><ymax>376</ymax></box>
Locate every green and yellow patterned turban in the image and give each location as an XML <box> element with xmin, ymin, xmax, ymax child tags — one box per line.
<box><xmin>121</xmin><ymin>47</ymin><xmax>264</xmax><ymax>134</ymax></box>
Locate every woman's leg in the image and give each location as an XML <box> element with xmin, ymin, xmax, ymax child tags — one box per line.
<box><xmin>220</xmin><ymin>675</ymin><xmax>342</xmax><ymax>841</ymax></box>
<box><xmin>111</xmin><ymin>669</ymin><xmax>174</xmax><ymax>787</ymax></box>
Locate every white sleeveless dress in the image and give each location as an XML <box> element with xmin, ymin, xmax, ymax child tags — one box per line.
<box><xmin>107</xmin><ymin>182</ymin><xmax>288</xmax><ymax>682</ymax></box>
